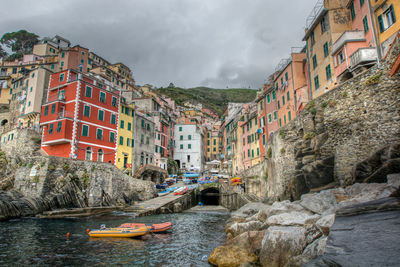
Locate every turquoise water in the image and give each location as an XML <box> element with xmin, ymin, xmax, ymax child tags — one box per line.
<box><xmin>0</xmin><ymin>210</ymin><xmax>229</xmax><ymax>266</ymax></box>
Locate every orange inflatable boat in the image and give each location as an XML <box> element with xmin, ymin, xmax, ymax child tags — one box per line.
<box><xmin>119</xmin><ymin>222</ymin><xmax>172</xmax><ymax>233</ymax></box>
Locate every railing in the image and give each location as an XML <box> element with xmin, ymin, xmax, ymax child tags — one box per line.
<box><xmin>57</xmin><ymin>111</ymin><xmax>74</xmax><ymax>119</ymax></box>
<box><xmin>350</xmin><ymin>48</ymin><xmax>378</xmax><ymax>69</ymax></box>
<box><xmin>332</xmin><ymin>31</ymin><xmax>365</xmax><ymax>55</ymax></box>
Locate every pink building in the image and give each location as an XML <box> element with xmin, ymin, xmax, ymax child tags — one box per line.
<box><xmin>332</xmin><ymin>0</ymin><xmax>378</xmax><ymax>82</ymax></box>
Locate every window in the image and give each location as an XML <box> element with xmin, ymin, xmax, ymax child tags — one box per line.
<box><xmin>48</xmin><ymin>124</ymin><xmax>53</xmax><ymax>134</ymax></box>
<box><xmin>188</xmin><ymin>144</ymin><xmax>191</xmax><ymax>149</ymax></box>
<box><xmin>99</xmin><ymin>92</ymin><xmax>106</xmax><ymax>103</ymax></box>
<box><xmin>350</xmin><ymin>2</ymin><xmax>356</xmax><ymax>20</ymax></box>
<box><xmin>97</xmin><ymin>150</ymin><xmax>103</xmax><ymax>162</ymax></box>
<box><xmin>56</xmin><ymin>122</ymin><xmax>62</xmax><ymax>133</ymax></box>
<box><xmin>262</xmin><ymin>134</ymin><xmax>266</xmax><ymax>145</ymax></box>
<box><xmin>96</xmin><ymin>129</ymin><xmax>103</xmax><ymax>140</ymax></box>
<box><xmin>180</xmin><ymin>144</ymin><xmax>183</xmax><ymax>149</ymax></box>
<box><xmin>213</xmin><ymin>139</ymin><xmax>216</xmax><ymax>145</ymax></box>
<box><xmin>257</xmin><ymin>148</ymin><xmax>259</xmax><ymax>156</ymax></box>
<box><xmin>326</xmin><ymin>64</ymin><xmax>332</xmax><ymax>80</ymax></box>
<box><xmin>362</xmin><ymin>16</ymin><xmax>369</xmax><ymax>33</ymax></box>
<box><xmin>267</xmin><ymin>94</ymin><xmax>271</xmax><ymax>103</ymax></box>
<box><xmin>141</xmin><ymin>120</ymin><xmax>145</xmax><ymax>128</ymax></box>
<box><xmin>180</xmin><ymin>135</ymin><xmax>183</xmax><ymax>140</ymax></box>
<box><xmin>140</xmin><ymin>134</ymin><xmax>144</xmax><ymax>144</ymax></box>
<box><xmin>120</xmin><ymin>120</ymin><xmax>124</xmax><ymax>128</ymax></box>
<box><xmin>125</xmin><ymin>108</ymin><xmax>129</xmax><ymax>115</ymax></box>
<box><xmin>338</xmin><ymin>51</ymin><xmax>345</xmax><ymax>64</ymax></box>
<box><xmin>61</xmin><ymin>52</ymin><xmax>65</xmax><ymax>58</ymax></box>
<box><xmin>213</xmin><ymin>147</ymin><xmax>216</xmax><ymax>152</ymax></box>
<box><xmin>279</xmin><ymin>118</ymin><xmax>282</xmax><ymax>127</ymax></box>
<box><xmin>85</xmin><ymin>147</ymin><xmax>92</xmax><ymax>160</ymax></box>
<box><xmin>207</xmin><ymin>140</ymin><xmax>210</xmax><ymax>145</ymax></box>
<box><xmin>360</xmin><ymin>0</ymin><xmax>364</xmax><ymax>7</ymax></box>
<box><xmin>378</xmin><ymin>6</ymin><xmax>396</xmax><ymax>33</ymax></box>
<box><xmin>51</xmin><ymin>64</ymin><xmax>55</xmax><ymax>70</ymax></box>
<box><xmin>59</xmin><ymin>73</ymin><xmax>64</xmax><ymax>82</ymax></box>
<box><xmin>179</xmin><ymin>126</ymin><xmax>182</xmax><ymax>131</ymax></box>
<box><xmin>146</xmin><ymin>137</ymin><xmax>149</xmax><ymax>144</ymax></box>
<box><xmin>288</xmin><ymin>111</ymin><xmax>292</xmax><ymax>121</ymax></box>
<box><xmin>252</xmin><ymin>149</ymin><xmax>254</xmax><ymax>158</ymax></box>
<box><xmin>278</xmin><ymin>100</ymin><xmax>280</xmax><ymax>109</ymax></box>
<box><xmin>30</xmin><ymin>87</ymin><xmax>32</xmax><ymax>92</ymax></box>
<box><xmin>98</xmin><ymin>110</ymin><xmax>104</xmax><ymax>121</ymax></box>
<box><xmin>284</xmin><ymin>115</ymin><xmax>287</xmax><ymax>124</ymax></box>
<box><xmin>310</xmin><ymin>31</ymin><xmax>315</xmax><ymax>46</ymax></box>
<box><xmin>314</xmin><ymin>75</ymin><xmax>320</xmax><ymax>89</ymax></box>
<box><xmin>84</xmin><ymin>105</ymin><xmax>90</xmax><ymax>117</ymax></box>
<box><xmin>272</xmin><ymin>90</ymin><xmax>276</xmax><ymax>100</ymax></box>
<box><xmin>44</xmin><ymin>106</ymin><xmax>49</xmax><ymax>116</ymax></box>
<box><xmin>287</xmin><ymin>91</ymin><xmax>290</xmax><ymax>101</ymax></box>
<box><xmin>273</xmin><ymin>111</ymin><xmax>277</xmax><ymax>120</ymax></box>
<box><xmin>119</xmin><ymin>136</ymin><xmax>123</xmax><ymax>145</ymax></box>
<box><xmin>321</xmin><ymin>16</ymin><xmax>327</xmax><ymax>33</ymax></box>
<box><xmin>280</xmin><ymin>77</ymin><xmax>283</xmax><ymax>85</ymax></box>
<box><xmin>110</xmin><ymin>132</ymin><xmax>115</xmax><ymax>143</ymax></box>
<box><xmin>51</xmin><ymin>104</ymin><xmax>56</xmax><ymax>114</ymax></box>
<box><xmin>158</xmin><ymin>134</ymin><xmax>161</xmax><ymax>140</ymax></box>
<box><xmin>82</xmin><ymin>125</ymin><xmax>89</xmax><ymax>137</ymax></box>
<box><xmin>127</xmin><ymin>122</ymin><xmax>131</xmax><ymax>130</ymax></box>
<box><xmin>248</xmin><ymin>149</ymin><xmax>250</xmax><ymax>157</ymax></box>
<box><xmin>60</xmin><ymin>61</ymin><xmax>64</xmax><ymax>68</ymax></box>
<box><xmin>323</xmin><ymin>42</ymin><xmax>329</xmax><ymax>57</ymax></box>
<box><xmin>112</xmin><ymin>96</ymin><xmax>117</xmax><ymax>107</ymax></box>
<box><xmin>146</xmin><ymin>124</ymin><xmax>150</xmax><ymax>131</ymax></box>
<box><xmin>28</xmin><ymin>101</ymin><xmax>31</xmax><ymax>107</ymax></box>
<box><xmin>268</xmin><ymin>113</ymin><xmax>272</xmax><ymax>123</ymax></box>
<box><xmin>85</xmin><ymin>86</ymin><xmax>92</xmax><ymax>97</ymax></box>
<box><xmin>312</xmin><ymin>55</ymin><xmax>317</xmax><ymax>69</ymax></box>
<box><xmin>127</xmin><ymin>138</ymin><xmax>131</xmax><ymax>147</ymax></box>
<box><xmin>111</xmin><ymin>114</ymin><xmax>116</xmax><ymax>124</ymax></box>
<box><xmin>188</xmin><ymin>135</ymin><xmax>192</xmax><ymax>140</ymax></box>
<box><xmin>282</xmin><ymin>95</ymin><xmax>285</xmax><ymax>105</ymax></box>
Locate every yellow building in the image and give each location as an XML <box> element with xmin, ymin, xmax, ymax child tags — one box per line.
<box><xmin>248</xmin><ymin>113</ymin><xmax>262</xmax><ymax>166</ymax></box>
<box><xmin>304</xmin><ymin>0</ymin><xmax>351</xmax><ymax>99</ymax></box>
<box><xmin>373</xmin><ymin>0</ymin><xmax>400</xmax><ymax>57</ymax></box>
<box><xmin>116</xmin><ymin>101</ymin><xmax>135</xmax><ymax>174</ymax></box>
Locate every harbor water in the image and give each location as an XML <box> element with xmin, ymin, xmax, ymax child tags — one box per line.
<box><xmin>0</xmin><ymin>209</ymin><xmax>229</xmax><ymax>266</ymax></box>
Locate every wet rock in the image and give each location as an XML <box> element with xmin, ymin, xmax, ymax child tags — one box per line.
<box><xmin>307</xmin><ymin>198</ymin><xmax>400</xmax><ymax>267</ymax></box>
<box><xmin>208</xmin><ymin>245</ymin><xmax>258</xmax><ymax>267</ymax></box>
<box><xmin>226</xmin><ymin>220</ymin><xmax>266</xmax><ymax>238</ymax></box>
<box><xmin>226</xmin><ymin>230</ymin><xmax>265</xmax><ymax>255</ymax></box>
<box><xmin>259</xmin><ymin>226</ymin><xmax>307</xmax><ymax>267</ymax></box>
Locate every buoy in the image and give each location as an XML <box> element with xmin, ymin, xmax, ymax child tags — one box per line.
<box><xmin>86</xmin><ymin>229</ymin><xmax>91</xmax><ymax>233</ymax></box>
<box><xmin>66</xmin><ymin>232</ymin><xmax>71</xmax><ymax>238</ymax></box>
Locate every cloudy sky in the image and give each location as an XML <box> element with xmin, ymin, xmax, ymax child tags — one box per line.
<box><xmin>0</xmin><ymin>0</ymin><xmax>317</xmax><ymax>89</ymax></box>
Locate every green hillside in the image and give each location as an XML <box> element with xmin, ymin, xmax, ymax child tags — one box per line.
<box><xmin>157</xmin><ymin>86</ymin><xmax>257</xmax><ymax>117</ymax></box>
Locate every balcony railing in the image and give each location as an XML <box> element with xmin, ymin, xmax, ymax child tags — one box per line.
<box><xmin>350</xmin><ymin>48</ymin><xmax>377</xmax><ymax>69</ymax></box>
<box><xmin>47</xmin><ymin>94</ymin><xmax>66</xmax><ymax>103</ymax></box>
<box><xmin>332</xmin><ymin>31</ymin><xmax>365</xmax><ymax>55</ymax></box>
<box><xmin>57</xmin><ymin>111</ymin><xmax>74</xmax><ymax>119</ymax></box>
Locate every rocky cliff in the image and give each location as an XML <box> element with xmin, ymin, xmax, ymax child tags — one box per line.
<box><xmin>0</xmin><ymin>129</ymin><xmax>157</xmax><ymax>221</ymax></box>
<box><xmin>240</xmin><ymin>37</ymin><xmax>400</xmax><ymax>203</ymax></box>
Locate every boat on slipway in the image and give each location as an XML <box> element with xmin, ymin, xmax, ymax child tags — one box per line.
<box><xmin>88</xmin><ymin>226</ymin><xmax>150</xmax><ymax>238</ymax></box>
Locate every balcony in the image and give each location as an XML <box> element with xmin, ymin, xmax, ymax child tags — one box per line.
<box><xmin>332</xmin><ymin>31</ymin><xmax>366</xmax><ymax>55</ymax></box>
<box><xmin>47</xmin><ymin>94</ymin><xmax>66</xmax><ymax>103</ymax></box>
<box><xmin>350</xmin><ymin>48</ymin><xmax>377</xmax><ymax>69</ymax></box>
<box><xmin>57</xmin><ymin>111</ymin><xmax>74</xmax><ymax>119</ymax></box>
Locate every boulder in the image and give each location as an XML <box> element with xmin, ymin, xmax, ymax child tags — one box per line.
<box><xmin>302</xmin><ymin>156</ymin><xmax>335</xmax><ymax>189</ymax></box>
<box><xmin>173</xmin><ymin>202</ymin><xmax>183</xmax><ymax>213</ymax></box>
<box><xmin>226</xmin><ymin>230</ymin><xmax>266</xmax><ymax>255</ymax></box>
<box><xmin>231</xmin><ymin>202</ymin><xmax>271</xmax><ymax>219</ymax></box>
<box><xmin>299</xmin><ymin>190</ymin><xmax>336</xmax><ymax>215</ymax></box>
<box><xmin>226</xmin><ymin>220</ymin><xmax>266</xmax><ymax>238</ymax></box>
<box><xmin>208</xmin><ymin>245</ymin><xmax>258</xmax><ymax>267</ymax></box>
<box><xmin>259</xmin><ymin>226</ymin><xmax>307</xmax><ymax>267</ymax></box>
<box><xmin>266</xmin><ymin>211</ymin><xmax>320</xmax><ymax>226</ymax></box>
<box><xmin>268</xmin><ymin>200</ymin><xmax>306</xmax><ymax>216</ymax></box>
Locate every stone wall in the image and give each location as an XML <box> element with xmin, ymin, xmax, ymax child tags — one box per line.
<box><xmin>242</xmin><ymin>38</ymin><xmax>400</xmax><ymax>202</ymax></box>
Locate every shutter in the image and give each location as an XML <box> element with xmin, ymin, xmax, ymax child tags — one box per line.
<box><xmin>391</xmin><ymin>5</ymin><xmax>396</xmax><ymax>23</ymax></box>
<box><xmin>378</xmin><ymin>15</ymin><xmax>384</xmax><ymax>32</ymax></box>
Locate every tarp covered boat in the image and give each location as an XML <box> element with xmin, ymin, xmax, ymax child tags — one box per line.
<box><xmin>174</xmin><ymin>186</ymin><xmax>188</xmax><ymax>195</ymax></box>
<box><xmin>120</xmin><ymin>222</ymin><xmax>172</xmax><ymax>233</ymax></box>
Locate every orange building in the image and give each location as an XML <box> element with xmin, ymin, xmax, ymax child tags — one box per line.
<box><xmin>59</xmin><ymin>45</ymin><xmax>89</xmax><ymax>73</ymax></box>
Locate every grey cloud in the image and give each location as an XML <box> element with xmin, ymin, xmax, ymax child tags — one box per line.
<box><xmin>0</xmin><ymin>0</ymin><xmax>317</xmax><ymax>88</ymax></box>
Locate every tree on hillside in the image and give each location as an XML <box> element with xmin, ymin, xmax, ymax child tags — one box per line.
<box><xmin>0</xmin><ymin>30</ymin><xmax>39</xmax><ymax>61</ymax></box>
<box><xmin>168</xmin><ymin>82</ymin><xmax>175</xmax><ymax>88</ymax></box>
<box><xmin>0</xmin><ymin>46</ymin><xmax>7</xmax><ymax>59</ymax></box>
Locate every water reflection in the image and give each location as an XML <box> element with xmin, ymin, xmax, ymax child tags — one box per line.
<box><xmin>0</xmin><ymin>210</ymin><xmax>229</xmax><ymax>266</ymax></box>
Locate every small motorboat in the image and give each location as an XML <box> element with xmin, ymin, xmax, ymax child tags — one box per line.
<box><xmin>174</xmin><ymin>186</ymin><xmax>188</xmax><ymax>195</ymax></box>
<box><xmin>120</xmin><ymin>222</ymin><xmax>172</xmax><ymax>233</ymax></box>
<box><xmin>158</xmin><ymin>190</ymin><xmax>170</xmax><ymax>197</ymax></box>
<box><xmin>166</xmin><ymin>186</ymin><xmax>179</xmax><ymax>192</ymax></box>
<box><xmin>156</xmin><ymin>183</ymin><xmax>168</xmax><ymax>189</ymax></box>
<box><xmin>88</xmin><ymin>226</ymin><xmax>150</xmax><ymax>238</ymax></box>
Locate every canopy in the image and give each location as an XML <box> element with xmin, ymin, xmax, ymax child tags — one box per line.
<box><xmin>184</xmin><ymin>173</ymin><xmax>199</xmax><ymax>178</ymax></box>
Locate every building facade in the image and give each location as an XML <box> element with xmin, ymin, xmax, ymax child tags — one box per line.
<box><xmin>174</xmin><ymin>123</ymin><xmax>204</xmax><ymax>172</ymax></box>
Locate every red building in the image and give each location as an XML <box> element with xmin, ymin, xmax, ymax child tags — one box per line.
<box><xmin>40</xmin><ymin>69</ymin><xmax>120</xmax><ymax>164</ymax></box>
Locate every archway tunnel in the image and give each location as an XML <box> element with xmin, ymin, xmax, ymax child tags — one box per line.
<box><xmin>199</xmin><ymin>187</ymin><xmax>220</xmax><ymax>206</ymax></box>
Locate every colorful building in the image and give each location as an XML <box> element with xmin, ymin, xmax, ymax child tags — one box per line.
<box><xmin>264</xmin><ymin>86</ymin><xmax>279</xmax><ymax>143</ymax></box>
<box><xmin>40</xmin><ymin>69</ymin><xmax>120</xmax><ymax>163</ymax></box>
<box><xmin>59</xmin><ymin>45</ymin><xmax>89</xmax><ymax>73</ymax></box>
<box><xmin>273</xmin><ymin>52</ymin><xmax>307</xmax><ymax>128</ymax></box>
<box><xmin>116</xmin><ymin>101</ymin><xmax>135</xmax><ymax>173</ymax></box>
<box><xmin>304</xmin><ymin>0</ymin><xmax>352</xmax><ymax>99</ymax></box>
<box><xmin>373</xmin><ymin>0</ymin><xmax>399</xmax><ymax>57</ymax></box>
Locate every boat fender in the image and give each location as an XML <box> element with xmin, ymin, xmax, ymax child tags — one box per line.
<box><xmin>66</xmin><ymin>232</ymin><xmax>71</xmax><ymax>238</ymax></box>
<box><xmin>86</xmin><ymin>229</ymin><xmax>90</xmax><ymax>233</ymax></box>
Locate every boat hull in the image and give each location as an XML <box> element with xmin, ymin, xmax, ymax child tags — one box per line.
<box><xmin>88</xmin><ymin>227</ymin><xmax>149</xmax><ymax>238</ymax></box>
<box><xmin>120</xmin><ymin>222</ymin><xmax>172</xmax><ymax>233</ymax></box>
